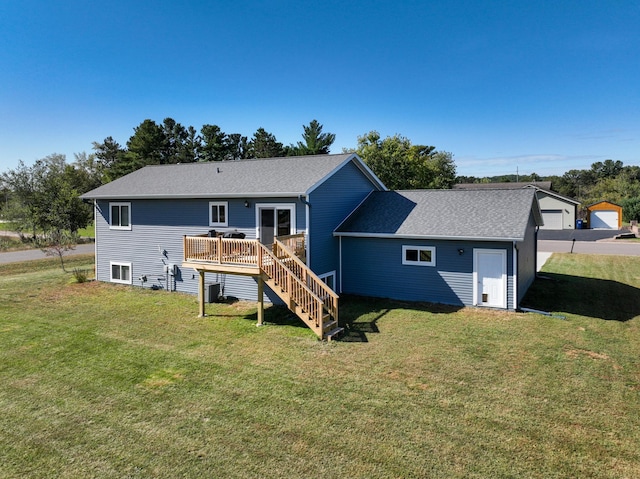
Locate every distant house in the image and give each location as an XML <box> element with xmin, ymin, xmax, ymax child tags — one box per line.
<box><xmin>81</xmin><ymin>154</ymin><xmax>542</xmax><ymax>339</ymax></box>
<box><xmin>454</xmin><ymin>182</ymin><xmax>579</xmax><ymax>230</ymax></box>
<box><xmin>587</xmin><ymin>201</ymin><xmax>623</xmax><ymax>229</ymax></box>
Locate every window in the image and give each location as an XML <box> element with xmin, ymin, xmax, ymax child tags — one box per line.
<box><xmin>110</xmin><ymin>262</ymin><xmax>132</xmax><ymax>284</ymax></box>
<box><xmin>402</xmin><ymin>245</ymin><xmax>436</xmax><ymax>266</ymax></box>
<box><xmin>209</xmin><ymin>201</ymin><xmax>228</xmax><ymax>227</ymax></box>
<box><xmin>109</xmin><ymin>202</ymin><xmax>131</xmax><ymax>230</ymax></box>
<box><xmin>318</xmin><ymin>271</ymin><xmax>336</xmax><ymax>291</ymax></box>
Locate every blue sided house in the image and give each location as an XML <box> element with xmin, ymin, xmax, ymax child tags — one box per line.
<box><xmin>81</xmin><ymin>153</ymin><xmax>542</xmax><ymax>340</ymax></box>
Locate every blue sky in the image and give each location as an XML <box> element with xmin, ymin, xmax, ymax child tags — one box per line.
<box><xmin>1</xmin><ymin>0</ymin><xmax>638</xmax><ymax>178</ymax></box>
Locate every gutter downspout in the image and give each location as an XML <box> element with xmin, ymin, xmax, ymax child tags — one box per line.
<box><xmin>513</xmin><ymin>241</ymin><xmax>518</xmax><ymax>310</ymax></box>
<box><xmin>299</xmin><ymin>195</ymin><xmax>311</xmax><ymax>268</ymax></box>
<box><xmin>338</xmin><ymin>236</ymin><xmax>342</xmax><ymax>293</ymax></box>
<box><xmin>93</xmin><ymin>200</ymin><xmax>98</xmax><ymax>280</ymax></box>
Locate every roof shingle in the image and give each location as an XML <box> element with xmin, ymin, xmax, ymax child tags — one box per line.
<box><xmin>335</xmin><ymin>189</ymin><xmax>540</xmax><ymax>241</ymax></box>
<box><xmin>81</xmin><ymin>153</ymin><xmax>373</xmax><ymax>199</ymax></box>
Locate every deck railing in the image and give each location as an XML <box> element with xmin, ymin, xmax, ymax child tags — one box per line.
<box><xmin>276</xmin><ymin>233</ymin><xmax>306</xmax><ymax>262</ymax></box>
<box><xmin>255</xmin><ymin>242</ymin><xmax>325</xmax><ymax>329</ymax></box>
<box><xmin>183</xmin><ymin>235</ymin><xmax>338</xmax><ymax>336</ymax></box>
<box><xmin>273</xmin><ymin>238</ymin><xmax>339</xmax><ymax>326</ymax></box>
<box><xmin>183</xmin><ymin>236</ymin><xmax>260</xmax><ymax>266</ymax></box>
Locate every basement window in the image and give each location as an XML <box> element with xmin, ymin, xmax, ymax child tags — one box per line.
<box><xmin>402</xmin><ymin>245</ymin><xmax>436</xmax><ymax>266</ymax></box>
<box><xmin>209</xmin><ymin>201</ymin><xmax>228</xmax><ymax>227</ymax></box>
<box><xmin>110</xmin><ymin>262</ymin><xmax>132</xmax><ymax>284</ymax></box>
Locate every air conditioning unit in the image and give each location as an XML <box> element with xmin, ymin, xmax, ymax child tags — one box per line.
<box><xmin>204</xmin><ymin>282</ymin><xmax>221</xmax><ymax>303</ymax></box>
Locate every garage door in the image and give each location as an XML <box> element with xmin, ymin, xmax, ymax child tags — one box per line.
<box><xmin>591</xmin><ymin>210</ymin><xmax>618</xmax><ymax>229</ymax></box>
<box><xmin>540</xmin><ymin>210</ymin><xmax>563</xmax><ymax>230</ymax></box>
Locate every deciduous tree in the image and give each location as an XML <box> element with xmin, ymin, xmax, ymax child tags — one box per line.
<box><xmin>355</xmin><ymin>131</ymin><xmax>456</xmax><ymax>189</ymax></box>
<box><xmin>1</xmin><ymin>155</ymin><xmax>92</xmax><ymax>237</ymax></box>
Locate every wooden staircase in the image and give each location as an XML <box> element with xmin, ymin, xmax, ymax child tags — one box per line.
<box><xmin>183</xmin><ymin>234</ymin><xmax>342</xmax><ymax>340</ymax></box>
<box><xmin>258</xmin><ymin>238</ymin><xmax>342</xmax><ymax>341</ymax></box>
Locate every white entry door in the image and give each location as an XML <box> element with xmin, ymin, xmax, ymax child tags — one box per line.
<box><xmin>474</xmin><ymin>249</ymin><xmax>507</xmax><ymax>308</ymax></box>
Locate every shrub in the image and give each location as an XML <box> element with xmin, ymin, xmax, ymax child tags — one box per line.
<box><xmin>72</xmin><ymin>268</ymin><xmax>90</xmax><ymax>283</ymax></box>
<box><xmin>622</xmin><ymin>197</ymin><xmax>640</xmax><ymax>222</ymax></box>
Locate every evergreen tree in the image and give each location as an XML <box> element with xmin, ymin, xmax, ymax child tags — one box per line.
<box><xmin>293</xmin><ymin>119</ymin><xmax>335</xmax><ymax>155</ymax></box>
<box><xmin>247</xmin><ymin>128</ymin><xmax>284</xmax><ymax>158</ymax></box>
<box><xmin>200</xmin><ymin>124</ymin><xmax>229</xmax><ymax>162</ymax></box>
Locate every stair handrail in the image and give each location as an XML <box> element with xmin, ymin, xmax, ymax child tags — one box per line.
<box><xmin>256</xmin><ymin>242</ymin><xmax>326</xmax><ymax>331</ymax></box>
<box><xmin>272</xmin><ymin>238</ymin><xmax>338</xmax><ymax>324</ymax></box>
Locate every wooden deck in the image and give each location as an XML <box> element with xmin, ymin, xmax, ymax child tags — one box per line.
<box><xmin>182</xmin><ymin>234</ymin><xmax>342</xmax><ymax>340</ymax></box>
<box><xmin>183</xmin><ymin>236</ymin><xmax>263</xmax><ymax>274</ymax></box>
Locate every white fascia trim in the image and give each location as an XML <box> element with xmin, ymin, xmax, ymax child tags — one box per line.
<box><xmin>527</xmin><ymin>185</ymin><xmax>581</xmax><ymax>205</ymax></box>
<box><xmin>304</xmin><ymin>153</ymin><xmax>387</xmax><ymax>196</ymax></box>
<box><xmin>332</xmin><ymin>190</ymin><xmax>375</xmax><ymax>233</ymax></box>
<box><xmin>333</xmin><ymin>232</ymin><xmax>525</xmax><ymax>242</ymax></box>
<box><xmin>346</xmin><ymin>153</ymin><xmax>387</xmax><ymax>191</ymax></box>
<box><xmin>84</xmin><ymin>193</ymin><xmax>305</xmax><ymax>200</ymax></box>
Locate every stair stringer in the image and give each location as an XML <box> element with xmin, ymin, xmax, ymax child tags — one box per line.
<box><xmin>258</xmin><ymin>244</ymin><xmax>341</xmax><ymax>340</ymax></box>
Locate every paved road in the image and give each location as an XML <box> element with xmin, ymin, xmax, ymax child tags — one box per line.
<box><xmin>538</xmin><ymin>239</ymin><xmax>640</xmax><ymax>256</ymax></box>
<box><xmin>538</xmin><ymin>228</ymin><xmax>628</xmax><ymax>242</ymax></box>
<box><xmin>0</xmin><ymin>243</ymin><xmax>95</xmax><ymax>264</ymax></box>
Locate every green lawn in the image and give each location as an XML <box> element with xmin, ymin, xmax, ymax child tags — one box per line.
<box><xmin>0</xmin><ymin>221</ymin><xmax>94</xmax><ymax>252</ymax></box>
<box><xmin>1</xmin><ymin>253</ymin><xmax>639</xmax><ymax>478</ymax></box>
<box><xmin>76</xmin><ymin>221</ymin><xmax>95</xmax><ymax>238</ymax></box>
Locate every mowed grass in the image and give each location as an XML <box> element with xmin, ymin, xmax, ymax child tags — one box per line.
<box><xmin>1</xmin><ymin>254</ymin><xmax>639</xmax><ymax>478</ymax></box>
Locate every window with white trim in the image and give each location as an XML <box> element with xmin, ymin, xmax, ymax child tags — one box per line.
<box><xmin>209</xmin><ymin>201</ymin><xmax>228</xmax><ymax>227</ymax></box>
<box><xmin>110</xmin><ymin>262</ymin><xmax>132</xmax><ymax>284</ymax></box>
<box><xmin>318</xmin><ymin>271</ymin><xmax>336</xmax><ymax>291</ymax></box>
<box><xmin>402</xmin><ymin>245</ymin><xmax>436</xmax><ymax>266</ymax></box>
<box><xmin>109</xmin><ymin>202</ymin><xmax>131</xmax><ymax>230</ymax></box>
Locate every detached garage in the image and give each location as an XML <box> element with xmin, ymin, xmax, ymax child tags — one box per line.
<box><xmin>587</xmin><ymin>201</ymin><xmax>622</xmax><ymax>229</ymax></box>
<box><xmin>536</xmin><ymin>189</ymin><xmax>580</xmax><ymax>230</ymax></box>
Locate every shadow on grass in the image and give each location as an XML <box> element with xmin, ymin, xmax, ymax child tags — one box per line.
<box><xmin>240</xmin><ymin>295</ymin><xmax>464</xmax><ymax>342</ymax></box>
<box><xmin>242</xmin><ymin>305</ymin><xmax>310</xmax><ymax>330</ymax></box>
<box><xmin>338</xmin><ymin>295</ymin><xmax>463</xmax><ymax>342</ymax></box>
<box><xmin>521</xmin><ymin>273</ymin><xmax>640</xmax><ymax>321</ymax></box>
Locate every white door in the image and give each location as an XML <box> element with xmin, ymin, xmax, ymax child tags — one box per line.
<box><xmin>256</xmin><ymin>204</ymin><xmax>296</xmax><ymax>245</ymax></box>
<box><xmin>474</xmin><ymin>249</ymin><xmax>507</xmax><ymax>308</ymax></box>
<box><xmin>590</xmin><ymin>210</ymin><xmax>618</xmax><ymax>229</ymax></box>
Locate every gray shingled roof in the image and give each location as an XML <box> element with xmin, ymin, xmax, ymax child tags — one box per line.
<box><xmin>335</xmin><ymin>189</ymin><xmax>541</xmax><ymax>241</ymax></box>
<box><xmin>81</xmin><ymin>153</ymin><xmax>381</xmax><ymax>199</ymax></box>
<box><xmin>454</xmin><ymin>181</ymin><xmax>553</xmax><ymax>191</ymax></box>
<box><xmin>454</xmin><ymin>182</ymin><xmax>580</xmax><ymax>205</ymax></box>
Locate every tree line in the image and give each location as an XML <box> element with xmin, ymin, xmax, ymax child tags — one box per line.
<box><xmin>93</xmin><ymin>118</ymin><xmax>337</xmax><ymax>182</ymax></box>
<box><xmin>458</xmin><ymin>159</ymin><xmax>640</xmax><ymax>222</ymax></box>
<box><xmin>0</xmin><ymin>118</ymin><xmax>457</xmax><ymax>240</ymax></box>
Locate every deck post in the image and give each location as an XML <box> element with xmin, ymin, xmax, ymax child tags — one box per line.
<box><xmin>257</xmin><ymin>275</ymin><xmax>264</xmax><ymax>326</ymax></box>
<box><xmin>198</xmin><ymin>270</ymin><xmax>206</xmax><ymax>317</ymax></box>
